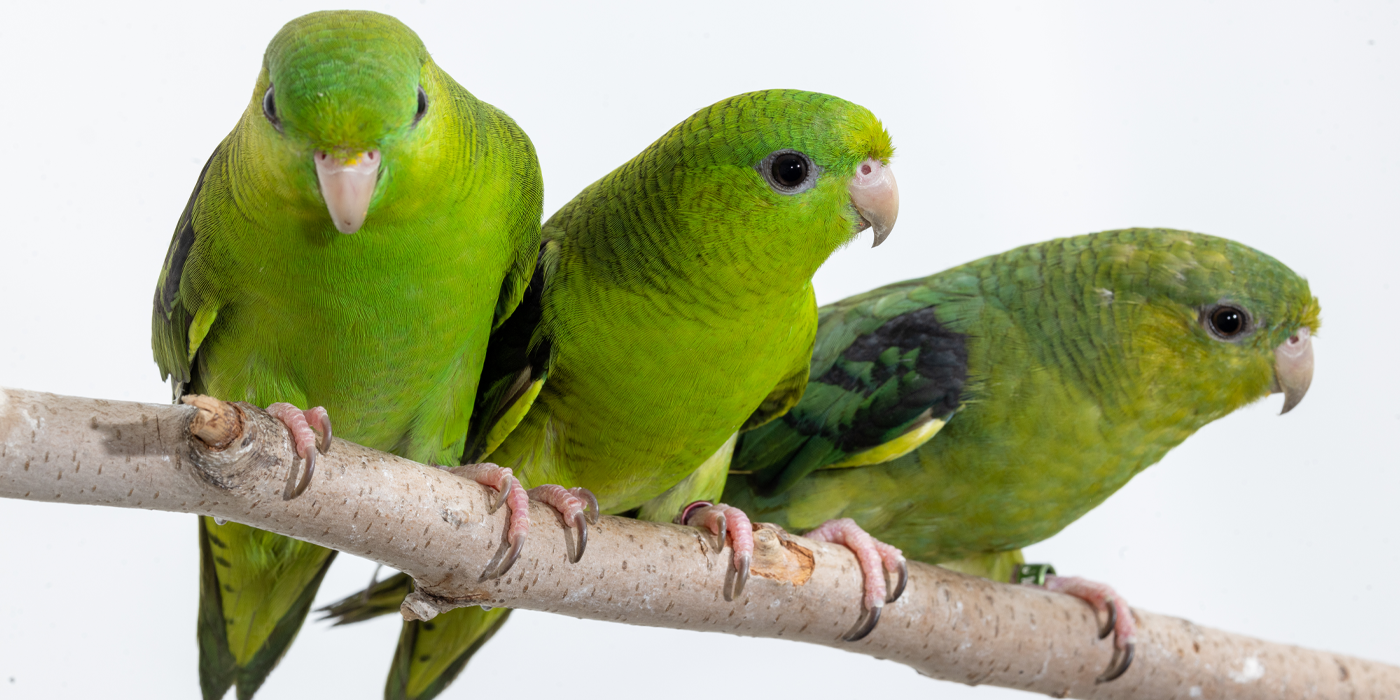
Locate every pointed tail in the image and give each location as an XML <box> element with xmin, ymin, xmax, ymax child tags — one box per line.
<box><xmin>198</xmin><ymin>517</ymin><xmax>336</xmax><ymax>700</ymax></box>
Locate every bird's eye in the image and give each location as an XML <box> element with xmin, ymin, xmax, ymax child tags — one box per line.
<box><xmin>757</xmin><ymin>150</ymin><xmax>819</xmax><ymax>194</ymax></box>
<box><xmin>772</xmin><ymin>154</ymin><xmax>806</xmax><ymax>186</ymax></box>
<box><xmin>1205</xmin><ymin>304</ymin><xmax>1250</xmax><ymax>339</ymax></box>
<box><xmin>414</xmin><ymin>86</ymin><xmax>428</xmax><ymax>126</ymax></box>
<box><xmin>262</xmin><ymin>85</ymin><xmax>281</xmax><ymax>132</ymax></box>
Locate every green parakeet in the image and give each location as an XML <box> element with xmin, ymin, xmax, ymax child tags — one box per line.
<box><xmin>323</xmin><ymin>89</ymin><xmax>901</xmax><ymax>700</ymax></box>
<box><xmin>150</xmin><ymin>11</ymin><xmax>542</xmax><ymax>699</ymax></box>
<box><xmin>725</xmin><ymin>228</ymin><xmax>1319</xmax><ymax>679</ymax></box>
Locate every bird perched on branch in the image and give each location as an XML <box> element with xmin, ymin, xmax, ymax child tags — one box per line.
<box><xmin>725</xmin><ymin>228</ymin><xmax>1319</xmax><ymax>681</ymax></box>
<box><xmin>150</xmin><ymin>11</ymin><xmax>544</xmax><ymax>699</ymax></box>
<box><xmin>323</xmin><ymin>89</ymin><xmax>902</xmax><ymax>699</ymax></box>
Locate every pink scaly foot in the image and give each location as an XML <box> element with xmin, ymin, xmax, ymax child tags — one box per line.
<box><xmin>266</xmin><ymin>403</ymin><xmax>332</xmax><ymax>500</ymax></box>
<box><xmin>802</xmin><ymin>518</ymin><xmax>908</xmax><ymax>642</ymax></box>
<box><xmin>451</xmin><ymin>464</ymin><xmax>598</xmax><ymax>581</ymax></box>
<box><xmin>1016</xmin><ymin>564</ymin><xmax>1135</xmax><ymax>683</ymax></box>
<box><xmin>676</xmin><ymin>501</ymin><xmax>754</xmax><ymax>601</ymax></box>
<box><xmin>453</xmin><ymin>464</ymin><xmax>528</xmax><ymax>580</ymax></box>
<box><xmin>527</xmin><ymin>485</ymin><xmax>599</xmax><ymax>562</ymax></box>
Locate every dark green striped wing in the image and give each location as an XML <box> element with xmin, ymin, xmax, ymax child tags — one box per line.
<box><xmin>733</xmin><ymin>277</ymin><xmax>973</xmax><ymax>497</ymax></box>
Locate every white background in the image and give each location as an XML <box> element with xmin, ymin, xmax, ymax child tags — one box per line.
<box><xmin>1</xmin><ymin>2</ymin><xmax>1396</xmax><ymax>698</ymax></box>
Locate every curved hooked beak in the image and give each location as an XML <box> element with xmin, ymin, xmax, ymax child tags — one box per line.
<box><xmin>315</xmin><ymin>150</ymin><xmax>380</xmax><ymax>234</ymax></box>
<box><xmin>1270</xmin><ymin>327</ymin><xmax>1314</xmax><ymax>414</ymax></box>
<box><xmin>848</xmin><ymin>158</ymin><xmax>899</xmax><ymax>247</ymax></box>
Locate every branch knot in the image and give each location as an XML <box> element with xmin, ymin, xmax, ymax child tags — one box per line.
<box><xmin>182</xmin><ymin>394</ymin><xmax>243</xmax><ymax>450</ymax></box>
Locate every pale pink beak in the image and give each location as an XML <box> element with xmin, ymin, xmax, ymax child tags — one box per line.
<box><xmin>848</xmin><ymin>158</ymin><xmax>899</xmax><ymax>247</ymax></box>
<box><xmin>1271</xmin><ymin>327</ymin><xmax>1314</xmax><ymax>414</ymax></box>
<box><xmin>315</xmin><ymin>150</ymin><xmax>380</xmax><ymax>234</ymax></box>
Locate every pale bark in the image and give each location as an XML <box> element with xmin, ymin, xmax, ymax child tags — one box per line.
<box><xmin>0</xmin><ymin>386</ymin><xmax>1393</xmax><ymax>699</ymax></box>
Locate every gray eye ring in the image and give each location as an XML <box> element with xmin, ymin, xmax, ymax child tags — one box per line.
<box><xmin>757</xmin><ymin>149</ymin><xmax>820</xmax><ymax>195</ymax></box>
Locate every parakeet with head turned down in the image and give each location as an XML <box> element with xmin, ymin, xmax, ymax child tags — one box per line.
<box><xmin>725</xmin><ymin>228</ymin><xmax>1319</xmax><ymax>680</ymax></box>
<box><xmin>322</xmin><ymin>89</ymin><xmax>902</xmax><ymax>700</ymax></box>
<box><xmin>150</xmin><ymin>11</ymin><xmax>542</xmax><ymax>699</ymax></box>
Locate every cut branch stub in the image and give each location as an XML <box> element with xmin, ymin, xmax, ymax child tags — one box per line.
<box><xmin>182</xmin><ymin>394</ymin><xmax>242</xmax><ymax>449</ymax></box>
<box><xmin>749</xmin><ymin>525</ymin><xmax>814</xmax><ymax>585</ymax></box>
<box><xmin>181</xmin><ymin>397</ymin><xmax>292</xmax><ymax>495</ymax></box>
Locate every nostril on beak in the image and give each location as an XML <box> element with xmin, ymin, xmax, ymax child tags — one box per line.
<box><xmin>847</xmin><ymin>158</ymin><xmax>898</xmax><ymax>247</ymax></box>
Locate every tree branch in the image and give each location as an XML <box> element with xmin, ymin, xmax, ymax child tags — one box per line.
<box><xmin>0</xmin><ymin>386</ymin><xmax>1393</xmax><ymax>699</ymax></box>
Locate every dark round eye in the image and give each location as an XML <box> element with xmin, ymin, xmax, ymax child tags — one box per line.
<box><xmin>414</xmin><ymin>86</ymin><xmax>428</xmax><ymax>125</ymax></box>
<box><xmin>1207</xmin><ymin>305</ymin><xmax>1248</xmax><ymax>338</ymax></box>
<box><xmin>262</xmin><ymin>85</ymin><xmax>281</xmax><ymax>131</ymax></box>
<box><xmin>772</xmin><ymin>153</ymin><xmax>806</xmax><ymax>187</ymax></box>
<box><xmin>757</xmin><ymin>150</ymin><xmax>818</xmax><ymax>194</ymax></box>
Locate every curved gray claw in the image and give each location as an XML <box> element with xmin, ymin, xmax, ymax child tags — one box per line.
<box><xmin>575</xmin><ymin>488</ymin><xmax>600</xmax><ymax>524</ymax></box>
<box><xmin>887</xmin><ymin>558</ymin><xmax>908</xmax><ymax>603</ymax></box>
<box><xmin>842</xmin><ymin>604</ymin><xmax>882</xmax><ymax>642</ymax></box>
<box><xmin>1096</xmin><ymin>642</ymin><xmax>1134</xmax><ymax>683</ymax></box>
<box><xmin>1099</xmin><ymin>599</ymin><xmax>1117</xmax><ymax>640</ymax></box>
<box><xmin>571</xmin><ymin>511</ymin><xmax>588</xmax><ymax>563</ymax></box>
<box><xmin>489</xmin><ymin>477</ymin><xmax>513</xmax><ymax>515</ymax></box>
<box><xmin>725</xmin><ymin>552</ymin><xmax>751</xmax><ymax>601</ymax></box>
<box><xmin>315</xmin><ymin>413</ymin><xmax>333</xmax><ymax>453</ymax></box>
<box><xmin>479</xmin><ymin>534</ymin><xmax>525</xmax><ymax>582</ymax></box>
<box><xmin>288</xmin><ymin>452</ymin><xmax>316</xmax><ymax>499</ymax></box>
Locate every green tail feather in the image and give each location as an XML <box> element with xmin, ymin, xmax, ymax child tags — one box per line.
<box><xmin>318</xmin><ymin>572</ymin><xmax>414</xmax><ymax>626</ymax></box>
<box><xmin>319</xmin><ymin>573</ymin><xmax>510</xmax><ymax>700</ymax></box>
<box><xmin>197</xmin><ymin>519</ymin><xmax>237</xmax><ymax>700</ymax></box>
<box><xmin>388</xmin><ymin>606</ymin><xmax>512</xmax><ymax>700</ymax></box>
<box><xmin>198</xmin><ymin>517</ymin><xmax>336</xmax><ymax>700</ymax></box>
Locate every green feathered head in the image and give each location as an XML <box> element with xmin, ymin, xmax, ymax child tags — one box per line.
<box><xmin>249</xmin><ymin>11</ymin><xmax>444</xmax><ymax>233</ymax></box>
<box><xmin>1015</xmin><ymin>229</ymin><xmax>1320</xmax><ymax>421</ymax></box>
<box><xmin>563</xmin><ymin>90</ymin><xmax>898</xmax><ymax>291</ymax></box>
<box><xmin>262</xmin><ymin>11</ymin><xmax>427</xmax><ymax>151</ymax></box>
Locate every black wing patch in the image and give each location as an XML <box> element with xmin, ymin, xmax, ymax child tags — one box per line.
<box><xmin>736</xmin><ymin>305</ymin><xmax>968</xmax><ymax>496</ymax></box>
<box><xmin>812</xmin><ymin>306</ymin><xmax>966</xmax><ymax>450</ymax></box>
<box><xmin>151</xmin><ymin>151</ymin><xmax>218</xmax><ymax>398</ymax></box>
<box><xmin>156</xmin><ymin>153</ymin><xmax>214</xmax><ymax>320</ymax></box>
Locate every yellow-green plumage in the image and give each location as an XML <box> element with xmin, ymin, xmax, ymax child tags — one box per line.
<box><xmin>488</xmin><ymin>90</ymin><xmax>893</xmax><ymax>511</ymax></box>
<box><xmin>389</xmin><ymin>607</ymin><xmax>512</xmax><ymax>700</ymax></box>
<box><xmin>150</xmin><ymin>11</ymin><xmax>541</xmax><ymax>699</ymax></box>
<box><xmin>344</xmin><ymin>89</ymin><xmax>898</xmax><ymax>700</ymax></box>
<box><xmin>728</xmin><ymin>229</ymin><xmax>1320</xmax><ymax>573</ymax></box>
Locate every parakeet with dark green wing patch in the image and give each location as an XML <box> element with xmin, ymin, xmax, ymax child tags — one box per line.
<box><xmin>150</xmin><ymin>11</ymin><xmax>543</xmax><ymax>699</ymax></box>
<box><xmin>725</xmin><ymin>228</ymin><xmax>1319</xmax><ymax>680</ymax></box>
<box><xmin>321</xmin><ymin>88</ymin><xmax>903</xmax><ymax>700</ymax></box>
